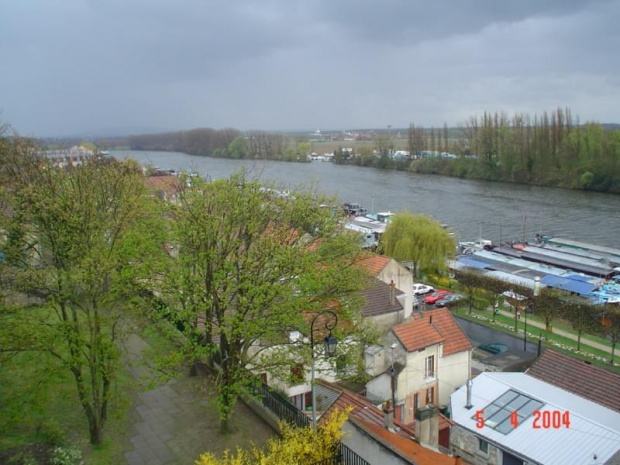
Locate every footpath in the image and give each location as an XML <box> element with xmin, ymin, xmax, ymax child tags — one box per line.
<box><xmin>122</xmin><ymin>333</ymin><xmax>275</xmax><ymax>465</ymax></box>
<box><xmin>494</xmin><ymin>308</ymin><xmax>611</xmax><ymax>352</ymax></box>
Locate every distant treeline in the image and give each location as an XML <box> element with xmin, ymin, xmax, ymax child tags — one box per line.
<box><xmin>409</xmin><ymin>108</ymin><xmax>620</xmax><ymax>193</ymax></box>
<box><xmin>127</xmin><ymin>128</ymin><xmax>308</xmax><ymax>162</ymax></box>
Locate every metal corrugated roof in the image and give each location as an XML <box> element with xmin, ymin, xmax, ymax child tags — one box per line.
<box><xmin>483</xmin><ymin>270</ymin><xmax>538</xmax><ymax>289</ymax></box>
<box><xmin>457</xmin><ymin>257</ymin><xmax>492</xmax><ymax>270</ymax></box>
<box><xmin>540</xmin><ymin>275</ymin><xmax>598</xmax><ymax>295</ymax></box>
<box><xmin>450</xmin><ymin>372</ymin><xmax>620</xmax><ymax>465</ymax></box>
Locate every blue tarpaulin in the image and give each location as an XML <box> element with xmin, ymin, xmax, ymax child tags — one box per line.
<box><xmin>540</xmin><ymin>275</ymin><xmax>598</xmax><ymax>295</ymax></box>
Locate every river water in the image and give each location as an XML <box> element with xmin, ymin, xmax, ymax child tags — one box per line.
<box><xmin>110</xmin><ymin>150</ymin><xmax>620</xmax><ymax>247</ymax></box>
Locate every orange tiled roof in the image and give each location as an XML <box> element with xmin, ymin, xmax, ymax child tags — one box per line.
<box><xmin>319</xmin><ymin>384</ymin><xmax>414</xmax><ymax>435</ymax></box>
<box><xmin>355</xmin><ymin>254</ymin><xmax>391</xmax><ymax>275</ymax></box>
<box><xmin>318</xmin><ymin>382</ymin><xmax>466</xmax><ymax>464</ymax></box>
<box><xmin>144</xmin><ymin>175</ymin><xmax>179</xmax><ymax>197</ymax></box>
<box><xmin>393</xmin><ymin>308</ymin><xmax>472</xmax><ymax>356</ymax></box>
<box><xmin>354</xmin><ymin>419</ymin><xmax>465</xmax><ymax>465</ymax></box>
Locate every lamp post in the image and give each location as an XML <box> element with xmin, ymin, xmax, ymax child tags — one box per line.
<box><xmin>526</xmin><ymin>277</ymin><xmax>540</xmax><ymax>351</ymax></box>
<box><xmin>310</xmin><ymin>310</ymin><xmax>338</xmax><ymax>432</ymax></box>
<box><xmin>390</xmin><ymin>343</ymin><xmax>397</xmax><ymax>413</ymax></box>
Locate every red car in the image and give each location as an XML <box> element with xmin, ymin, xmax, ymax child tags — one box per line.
<box><xmin>424</xmin><ymin>290</ymin><xmax>452</xmax><ymax>305</ymax></box>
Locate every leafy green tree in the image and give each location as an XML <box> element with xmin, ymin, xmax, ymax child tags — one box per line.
<box><xmin>382</xmin><ymin>212</ymin><xmax>455</xmax><ymax>278</ymax></box>
<box><xmin>161</xmin><ymin>173</ymin><xmax>367</xmax><ymax>433</ymax></box>
<box><xmin>599</xmin><ymin>304</ymin><xmax>620</xmax><ymax>363</ymax></box>
<box><xmin>565</xmin><ymin>299</ymin><xmax>598</xmax><ymax>352</ymax></box>
<box><xmin>0</xmin><ymin>144</ymin><xmax>162</xmax><ymax>445</ymax></box>
<box><xmin>533</xmin><ymin>289</ymin><xmax>560</xmax><ymax>334</ymax></box>
<box><xmin>228</xmin><ymin>136</ymin><xmax>248</xmax><ymax>159</ymax></box>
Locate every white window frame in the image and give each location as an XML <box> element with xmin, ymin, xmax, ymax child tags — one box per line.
<box><xmin>424</xmin><ymin>355</ymin><xmax>435</xmax><ymax>379</ymax></box>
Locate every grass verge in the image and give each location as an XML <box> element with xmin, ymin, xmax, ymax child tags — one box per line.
<box><xmin>453</xmin><ymin>305</ymin><xmax>620</xmax><ymax>372</ymax></box>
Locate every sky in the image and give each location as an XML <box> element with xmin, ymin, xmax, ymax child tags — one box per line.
<box><xmin>1</xmin><ymin>0</ymin><xmax>619</xmax><ymax>137</ymax></box>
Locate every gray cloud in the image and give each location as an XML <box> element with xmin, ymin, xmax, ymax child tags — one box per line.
<box><xmin>1</xmin><ymin>0</ymin><xmax>618</xmax><ymax>136</ymax></box>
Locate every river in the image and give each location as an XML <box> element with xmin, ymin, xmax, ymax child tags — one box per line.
<box><xmin>110</xmin><ymin>150</ymin><xmax>620</xmax><ymax>248</ymax></box>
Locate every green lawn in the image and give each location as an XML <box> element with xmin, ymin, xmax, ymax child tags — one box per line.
<box><xmin>452</xmin><ymin>305</ymin><xmax>620</xmax><ymax>372</ymax></box>
<box><xmin>0</xmin><ymin>307</ymin><xmax>135</xmax><ymax>465</ymax></box>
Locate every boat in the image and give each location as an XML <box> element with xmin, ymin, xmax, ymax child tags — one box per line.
<box><xmin>342</xmin><ymin>202</ymin><xmax>367</xmax><ymax>216</ymax></box>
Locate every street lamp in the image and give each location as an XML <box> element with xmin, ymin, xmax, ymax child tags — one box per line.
<box><xmin>390</xmin><ymin>343</ymin><xmax>397</xmax><ymax>412</ymax></box>
<box><xmin>526</xmin><ymin>277</ymin><xmax>541</xmax><ymax>351</ymax></box>
<box><xmin>310</xmin><ymin>310</ymin><xmax>339</xmax><ymax>432</ymax></box>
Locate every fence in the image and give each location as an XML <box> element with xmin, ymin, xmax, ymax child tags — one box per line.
<box><xmin>310</xmin><ymin>443</ymin><xmax>371</xmax><ymax>465</ymax></box>
<box><xmin>210</xmin><ymin>354</ymin><xmax>369</xmax><ymax>465</ymax></box>
<box><xmin>247</xmin><ymin>379</ymin><xmax>311</xmax><ymax>428</ymax></box>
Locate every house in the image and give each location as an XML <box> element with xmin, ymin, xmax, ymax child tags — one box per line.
<box><xmin>317</xmin><ymin>381</ymin><xmax>466</xmax><ymax>465</ymax></box>
<box><xmin>144</xmin><ymin>175</ymin><xmax>180</xmax><ymax>202</ymax></box>
<box><xmin>449</xmin><ymin>372</ymin><xmax>620</xmax><ymax>465</ymax></box>
<box><xmin>525</xmin><ymin>349</ymin><xmax>620</xmax><ymax>412</ymax></box>
<box><xmin>356</xmin><ymin>254</ymin><xmax>414</xmax><ymax>317</ymax></box>
<box><xmin>359</xmin><ymin>279</ymin><xmax>406</xmax><ymax>330</ymax></box>
<box><xmin>366</xmin><ymin>308</ymin><xmax>472</xmax><ymax>424</ymax></box>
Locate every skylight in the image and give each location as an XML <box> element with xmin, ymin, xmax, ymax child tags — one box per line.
<box><xmin>473</xmin><ymin>389</ymin><xmax>544</xmax><ymax>434</ymax></box>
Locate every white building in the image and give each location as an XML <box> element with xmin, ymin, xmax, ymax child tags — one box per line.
<box><xmin>366</xmin><ymin>308</ymin><xmax>472</xmax><ymax>424</ymax></box>
<box><xmin>450</xmin><ymin>372</ymin><xmax>620</xmax><ymax>465</ymax></box>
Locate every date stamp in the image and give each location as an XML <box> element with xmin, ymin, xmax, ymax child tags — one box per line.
<box><xmin>475</xmin><ymin>409</ymin><xmax>570</xmax><ymax>429</ymax></box>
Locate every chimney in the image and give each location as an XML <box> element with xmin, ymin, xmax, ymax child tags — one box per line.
<box><xmin>414</xmin><ymin>404</ymin><xmax>439</xmax><ymax>449</ymax></box>
<box><xmin>429</xmin><ymin>314</ymin><xmax>433</xmax><ymax>325</ymax></box>
<box><xmin>383</xmin><ymin>400</ymin><xmax>395</xmax><ymax>431</ymax></box>
<box><xmin>389</xmin><ymin>280</ymin><xmax>395</xmax><ymax>305</ymax></box>
<box><xmin>465</xmin><ymin>379</ymin><xmax>473</xmax><ymax>409</ymax></box>
<box><xmin>454</xmin><ymin>456</ymin><xmax>462</xmax><ymax>465</ymax></box>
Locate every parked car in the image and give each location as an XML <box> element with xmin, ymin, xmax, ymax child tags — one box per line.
<box><xmin>412</xmin><ymin>283</ymin><xmax>434</xmax><ymax>296</ymax></box>
<box><xmin>424</xmin><ymin>290</ymin><xmax>451</xmax><ymax>305</ymax></box>
<box><xmin>435</xmin><ymin>293</ymin><xmax>464</xmax><ymax>307</ymax></box>
<box><xmin>478</xmin><ymin>343</ymin><xmax>509</xmax><ymax>355</ymax></box>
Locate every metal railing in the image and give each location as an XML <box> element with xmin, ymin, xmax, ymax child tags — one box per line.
<box><xmin>310</xmin><ymin>443</ymin><xmax>371</xmax><ymax>465</ymax></box>
<box><xmin>247</xmin><ymin>378</ymin><xmax>311</xmax><ymax>428</ymax></box>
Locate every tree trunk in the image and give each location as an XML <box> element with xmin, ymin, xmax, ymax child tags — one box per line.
<box><xmin>220</xmin><ymin>415</ymin><xmax>231</xmax><ymax>434</ymax></box>
<box><xmin>89</xmin><ymin>420</ymin><xmax>104</xmax><ymax>446</ymax></box>
<box><xmin>577</xmin><ymin>330</ymin><xmax>581</xmax><ymax>352</ymax></box>
<box><xmin>611</xmin><ymin>340</ymin><xmax>616</xmax><ymax>365</ymax></box>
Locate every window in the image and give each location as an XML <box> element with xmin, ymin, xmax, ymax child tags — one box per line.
<box><xmin>426</xmin><ymin>387</ymin><xmax>434</xmax><ymax>404</ymax></box>
<box><xmin>479</xmin><ymin>438</ymin><xmax>489</xmax><ymax>454</ymax></box>
<box><xmin>413</xmin><ymin>393</ymin><xmax>419</xmax><ymax>411</ymax></box>
<box><xmin>425</xmin><ymin>355</ymin><xmax>435</xmax><ymax>378</ymax></box>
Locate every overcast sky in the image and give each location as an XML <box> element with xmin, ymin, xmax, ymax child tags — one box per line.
<box><xmin>1</xmin><ymin>0</ymin><xmax>619</xmax><ymax>137</ymax></box>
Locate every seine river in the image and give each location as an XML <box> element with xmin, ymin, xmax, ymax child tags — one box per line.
<box><xmin>111</xmin><ymin>150</ymin><xmax>620</xmax><ymax>248</ymax></box>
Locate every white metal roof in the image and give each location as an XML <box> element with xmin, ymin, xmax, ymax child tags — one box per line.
<box><xmin>450</xmin><ymin>372</ymin><xmax>620</xmax><ymax>465</ymax></box>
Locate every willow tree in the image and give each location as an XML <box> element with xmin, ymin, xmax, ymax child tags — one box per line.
<box><xmin>0</xmin><ymin>144</ymin><xmax>161</xmax><ymax>445</ymax></box>
<box><xmin>382</xmin><ymin>212</ymin><xmax>455</xmax><ymax>277</ymax></box>
<box><xmin>162</xmin><ymin>173</ymin><xmax>368</xmax><ymax>433</ymax></box>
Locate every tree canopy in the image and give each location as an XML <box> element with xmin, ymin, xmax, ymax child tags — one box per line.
<box><xmin>382</xmin><ymin>212</ymin><xmax>455</xmax><ymax>277</ymax></box>
<box><xmin>156</xmin><ymin>172</ymin><xmax>368</xmax><ymax>432</ymax></box>
<box><xmin>0</xmin><ymin>141</ymin><xmax>162</xmax><ymax>445</ymax></box>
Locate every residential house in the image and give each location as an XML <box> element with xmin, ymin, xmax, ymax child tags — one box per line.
<box><xmin>366</xmin><ymin>308</ymin><xmax>473</xmax><ymax>424</ymax></box>
<box><xmin>317</xmin><ymin>381</ymin><xmax>466</xmax><ymax>465</ymax></box>
<box><xmin>144</xmin><ymin>175</ymin><xmax>180</xmax><ymax>202</ymax></box>
<box><xmin>356</xmin><ymin>254</ymin><xmax>414</xmax><ymax>317</ymax></box>
<box><xmin>359</xmin><ymin>279</ymin><xmax>406</xmax><ymax>330</ymax></box>
<box><xmin>525</xmin><ymin>349</ymin><xmax>620</xmax><ymax>412</ymax></box>
<box><xmin>260</xmin><ymin>277</ymin><xmax>404</xmax><ymax>412</ymax></box>
<box><xmin>449</xmin><ymin>372</ymin><xmax>620</xmax><ymax>465</ymax></box>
